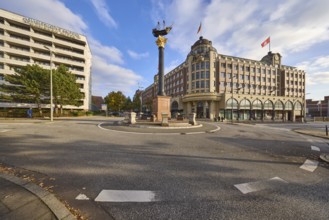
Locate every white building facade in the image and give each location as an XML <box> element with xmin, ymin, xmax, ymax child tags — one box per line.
<box><xmin>0</xmin><ymin>9</ymin><xmax>92</xmax><ymax>110</ymax></box>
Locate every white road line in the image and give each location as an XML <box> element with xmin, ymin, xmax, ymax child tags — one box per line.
<box><xmin>300</xmin><ymin>159</ymin><xmax>319</xmax><ymax>172</ymax></box>
<box><xmin>0</xmin><ymin>129</ymin><xmax>10</xmax><ymax>133</ymax></box>
<box><xmin>75</xmin><ymin>194</ymin><xmax>90</xmax><ymax>200</ymax></box>
<box><xmin>234</xmin><ymin>177</ymin><xmax>287</xmax><ymax>194</ymax></box>
<box><xmin>95</xmin><ymin>190</ymin><xmax>158</xmax><ymax>202</ymax></box>
<box><xmin>311</xmin><ymin>146</ymin><xmax>320</xmax><ymax>151</ymax></box>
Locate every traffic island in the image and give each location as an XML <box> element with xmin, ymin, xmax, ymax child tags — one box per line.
<box><xmin>98</xmin><ymin>120</ymin><xmax>220</xmax><ymax>134</ymax></box>
<box><xmin>320</xmin><ymin>153</ymin><xmax>329</xmax><ymax>163</ymax></box>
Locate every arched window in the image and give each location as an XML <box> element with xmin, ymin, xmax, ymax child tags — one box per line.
<box><xmin>264</xmin><ymin>100</ymin><xmax>274</xmax><ymax>110</ymax></box>
<box><xmin>226</xmin><ymin>98</ymin><xmax>238</xmax><ymax>109</ymax></box>
<box><xmin>171</xmin><ymin>101</ymin><xmax>179</xmax><ymax>110</ymax></box>
<box><xmin>294</xmin><ymin>101</ymin><xmax>302</xmax><ymax>110</ymax></box>
<box><xmin>275</xmin><ymin>100</ymin><xmax>284</xmax><ymax>110</ymax></box>
<box><xmin>252</xmin><ymin>99</ymin><xmax>262</xmax><ymax>110</ymax></box>
<box><xmin>285</xmin><ymin>101</ymin><xmax>293</xmax><ymax>110</ymax></box>
<box><xmin>240</xmin><ymin>99</ymin><xmax>251</xmax><ymax>109</ymax></box>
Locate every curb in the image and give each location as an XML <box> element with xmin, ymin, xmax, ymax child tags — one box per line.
<box><xmin>293</xmin><ymin>129</ymin><xmax>329</xmax><ymax>140</ymax></box>
<box><xmin>98</xmin><ymin>122</ymin><xmax>220</xmax><ymax>135</ymax></box>
<box><xmin>0</xmin><ymin>173</ymin><xmax>75</xmax><ymax>220</ymax></box>
<box><xmin>320</xmin><ymin>153</ymin><xmax>329</xmax><ymax>163</ymax></box>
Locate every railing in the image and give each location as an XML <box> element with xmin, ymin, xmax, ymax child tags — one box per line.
<box><xmin>313</xmin><ymin>117</ymin><xmax>329</xmax><ymax>122</ymax></box>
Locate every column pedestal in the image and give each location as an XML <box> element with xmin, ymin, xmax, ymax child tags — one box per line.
<box><xmin>153</xmin><ymin>96</ymin><xmax>171</xmax><ymax>121</ymax></box>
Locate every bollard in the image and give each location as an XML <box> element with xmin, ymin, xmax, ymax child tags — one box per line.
<box><xmin>326</xmin><ymin>125</ymin><xmax>328</xmax><ymax>136</ymax></box>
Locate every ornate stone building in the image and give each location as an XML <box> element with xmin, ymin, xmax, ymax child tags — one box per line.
<box><xmin>142</xmin><ymin>36</ymin><xmax>305</xmax><ymax>122</ymax></box>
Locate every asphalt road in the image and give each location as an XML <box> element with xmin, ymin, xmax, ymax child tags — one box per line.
<box><xmin>1</xmin><ymin>117</ymin><xmax>329</xmax><ymax>219</ymax></box>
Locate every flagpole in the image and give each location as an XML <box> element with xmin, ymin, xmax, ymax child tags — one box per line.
<box><xmin>269</xmin><ymin>39</ymin><xmax>271</xmax><ymax>52</ymax></box>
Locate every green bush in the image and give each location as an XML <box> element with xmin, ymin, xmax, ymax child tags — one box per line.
<box><xmin>86</xmin><ymin>111</ymin><xmax>94</xmax><ymax>116</ymax></box>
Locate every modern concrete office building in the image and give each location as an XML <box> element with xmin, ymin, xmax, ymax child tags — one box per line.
<box><xmin>143</xmin><ymin>36</ymin><xmax>306</xmax><ymax>122</ymax></box>
<box><xmin>0</xmin><ymin>9</ymin><xmax>92</xmax><ymax>110</ymax></box>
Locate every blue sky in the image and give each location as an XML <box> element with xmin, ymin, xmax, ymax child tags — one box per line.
<box><xmin>1</xmin><ymin>0</ymin><xmax>328</xmax><ymax>101</ymax></box>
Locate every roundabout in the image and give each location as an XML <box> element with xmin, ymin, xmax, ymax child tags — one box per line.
<box><xmin>98</xmin><ymin>120</ymin><xmax>220</xmax><ymax>135</ymax></box>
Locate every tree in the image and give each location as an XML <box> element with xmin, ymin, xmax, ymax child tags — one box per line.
<box><xmin>132</xmin><ymin>92</ymin><xmax>141</xmax><ymax>112</ymax></box>
<box><xmin>0</xmin><ymin>64</ymin><xmax>84</xmax><ymax>116</ymax></box>
<box><xmin>124</xmin><ymin>96</ymin><xmax>133</xmax><ymax>112</ymax></box>
<box><xmin>104</xmin><ymin>91</ymin><xmax>126</xmax><ymax>112</ymax></box>
<box><xmin>52</xmin><ymin>65</ymin><xmax>84</xmax><ymax>115</ymax></box>
<box><xmin>0</xmin><ymin>64</ymin><xmax>49</xmax><ymax>116</ymax></box>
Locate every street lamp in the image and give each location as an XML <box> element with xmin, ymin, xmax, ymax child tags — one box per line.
<box><xmin>318</xmin><ymin>100</ymin><xmax>322</xmax><ymax>117</ymax></box>
<box><xmin>230</xmin><ymin>75</ymin><xmax>241</xmax><ymax>123</ymax></box>
<box><xmin>44</xmin><ymin>46</ymin><xmax>53</xmax><ymax>122</ymax></box>
<box><xmin>138</xmin><ymin>84</ymin><xmax>144</xmax><ymax>113</ymax></box>
<box><xmin>304</xmin><ymin>93</ymin><xmax>310</xmax><ymax>122</ymax></box>
<box><xmin>231</xmin><ymin>86</ymin><xmax>242</xmax><ymax>123</ymax></box>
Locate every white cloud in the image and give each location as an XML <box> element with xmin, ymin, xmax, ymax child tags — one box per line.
<box><xmin>296</xmin><ymin>56</ymin><xmax>329</xmax><ymax>86</ymax></box>
<box><xmin>92</xmin><ymin>55</ymin><xmax>142</xmax><ymax>96</ymax></box>
<box><xmin>90</xmin><ymin>0</ymin><xmax>118</xmax><ymax>28</ymax></box>
<box><xmin>127</xmin><ymin>50</ymin><xmax>149</xmax><ymax>60</ymax></box>
<box><xmin>89</xmin><ymin>37</ymin><xmax>124</xmax><ymax>65</ymax></box>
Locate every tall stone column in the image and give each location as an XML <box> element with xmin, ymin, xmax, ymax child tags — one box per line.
<box><xmin>193</xmin><ymin>102</ymin><xmax>197</xmax><ymax>113</ymax></box>
<box><xmin>152</xmin><ymin>35</ymin><xmax>171</xmax><ymax>121</ymax></box>
<box><xmin>209</xmin><ymin>101</ymin><xmax>215</xmax><ymax>120</ymax></box>
<box><xmin>187</xmin><ymin>102</ymin><xmax>192</xmax><ymax>115</ymax></box>
<box><xmin>156</xmin><ymin>36</ymin><xmax>167</xmax><ymax>96</ymax></box>
<box><xmin>203</xmin><ymin>101</ymin><xmax>208</xmax><ymax>118</ymax></box>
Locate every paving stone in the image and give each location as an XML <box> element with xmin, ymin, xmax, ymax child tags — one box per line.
<box><xmin>1</xmin><ymin>186</ymin><xmax>36</xmax><ymax>210</ymax></box>
<box><xmin>0</xmin><ymin>201</ymin><xmax>10</xmax><ymax>215</ymax></box>
<box><xmin>2</xmin><ymin>198</ymin><xmax>53</xmax><ymax>220</ymax></box>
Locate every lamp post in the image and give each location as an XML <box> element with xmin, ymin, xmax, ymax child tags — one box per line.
<box><xmin>138</xmin><ymin>84</ymin><xmax>144</xmax><ymax>114</ymax></box>
<box><xmin>44</xmin><ymin>46</ymin><xmax>53</xmax><ymax>122</ymax></box>
<box><xmin>230</xmin><ymin>75</ymin><xmax>241</xmax><ymax>123</ymax></box>
<box><xmin>231</xmin><ymin>86</ymin><xmax>241</xmax><ymax>123</ymax></box>
<box><xmin>318</xmin><ymin>100</ymin><xmax>322</xmax><ymax>117</ymax></box>
<box><xmin>140</xmin><ymin>90</ymin><xmax>143</xmax><ymax>113</ymax></box>
<box><xmin>304</xmin><ymin>93</ymin><xmax>310</xmax><ymax>122</ymax></box>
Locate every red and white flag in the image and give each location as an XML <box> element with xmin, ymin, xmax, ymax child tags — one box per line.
<box><xmin>261</xmin><ymin>36</ymin><xmax>270</xmax><ymax>47</ymax></box>
<box><xmin>197</xmin><ymin>22</ymin><xmax>202</xmax><ymax>34</ymax></box>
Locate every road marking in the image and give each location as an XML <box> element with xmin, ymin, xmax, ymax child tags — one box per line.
<box><xmin>311</xmin><ymin>146</ymin><xmax>320</xmax><ymax>151</ymax></box>
<box><xmin>300</xmin><ymin>159</ymin><xmax>319</xmax><ymax>172</ymax></box>
<box><xmin>234</xmin><ymin>177</ymin><xmax>287</xmax><ymax>194</ymax></box>
<box><xmin>95</xmin><ymin>190</ymin><xmax>158</xmax><ymax>202</ymax></box>
<box><xmin>0</xmin><ymin>129</ymin><xmax>10</xmax><ymax>133</ymax></box>
<box><xmin>75</xmin><ymin>194</ymin><xmax>89</xmax><ymax>200</ymax></box>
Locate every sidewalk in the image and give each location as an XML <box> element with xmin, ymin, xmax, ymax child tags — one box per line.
<box><xmin>293</xmin><ymin>129</ymin><xmax>329</xmax><ymax>140</ymax></box>
<box><xmin>0</xmin><ymin>173</ymin><xmax>75</xmax><ymax>220</ymax></box>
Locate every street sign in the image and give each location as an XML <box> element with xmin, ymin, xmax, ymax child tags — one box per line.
<box><xmin>101</xmin><ymin>104</ymin><xmax>107</xmax><ymax>111</ymax></box>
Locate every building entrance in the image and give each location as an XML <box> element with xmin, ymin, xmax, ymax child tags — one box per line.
<box><xmin>197</xmin><ymin>101</ymin><xmax>203</xmax><ymax>118</ymax></box>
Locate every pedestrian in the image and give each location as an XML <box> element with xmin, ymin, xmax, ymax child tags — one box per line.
<box><xmin>27</xmin><ymin>108</ymin><xmax>32</xmax><ymax>118</ymax></box>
